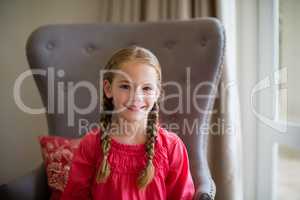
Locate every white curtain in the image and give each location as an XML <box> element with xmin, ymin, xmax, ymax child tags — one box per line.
<box><xmin>208</xmin><ymin>0</ymin><xmax>243</xmax><ymax>199</ymax></box>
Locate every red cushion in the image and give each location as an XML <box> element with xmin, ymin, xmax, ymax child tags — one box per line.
<box><xmin>38</xmin><ymin>135</ymin><xmax>81</xmax><ymax>200</ymax></box>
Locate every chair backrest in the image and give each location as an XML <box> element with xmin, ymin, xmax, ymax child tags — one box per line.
<box><xmin>26</xmin><ymin>18</ymin><xmax>225</xmax><ymax>187</ymax></box>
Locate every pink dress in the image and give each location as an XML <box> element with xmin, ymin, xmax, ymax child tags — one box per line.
<box><xmin>60</xmin><ymin>126</ymin><xmax>195</xmax><ymax>200</ymax></box>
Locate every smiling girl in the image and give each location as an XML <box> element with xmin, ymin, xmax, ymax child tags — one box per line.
<box><xmin>61</xmin><ymin>46</ymin><xmax>195</xmax><ymax>200</ymax></box>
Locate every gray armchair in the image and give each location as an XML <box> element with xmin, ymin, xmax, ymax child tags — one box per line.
<box><xmin>0</xmin><ymin>18</ymin><xmax>224</xmax><ymax>200</ymax></box>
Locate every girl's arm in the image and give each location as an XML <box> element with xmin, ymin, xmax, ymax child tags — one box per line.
<box><xmin>165</xmin><ymin>136</ymin><xmax>195</xmax><ymax>200</ymax></box>
<box><xmin>60</xmin><ymin>133</ymin><xmax>98</xmax><ymax>200</ymax></box>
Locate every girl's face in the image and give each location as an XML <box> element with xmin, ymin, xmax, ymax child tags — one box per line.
<box><xmin>103</xmin><ymin>61</ymin><xmax>160</xmax><ymax>123</ymax></box>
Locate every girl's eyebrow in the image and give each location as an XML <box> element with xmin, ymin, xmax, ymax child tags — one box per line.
<box><xmin>117</xmin><ymin>79</ymin><xmax>154</xmax><ymax>85</ymax></box>
<box><xmin>117</xmin><ymin>80</ymin><xmax>130</xmax><ymax>83</ymax></box>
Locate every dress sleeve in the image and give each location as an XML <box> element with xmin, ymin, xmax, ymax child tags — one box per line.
<box><xmin>60</xmin><ymin>133</ymin><xmax>98</xmax><ymax>200</ymax></box>
<box><xmin>165</xmin><ymin>136</ymin><xmax>195</xmax><ymax>200</ymax></box>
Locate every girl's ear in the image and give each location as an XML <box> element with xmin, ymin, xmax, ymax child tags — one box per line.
<box><xmin>103</xmin><ymin>80</ymin><xmax>113</xmax><ymax>98</ymax></box>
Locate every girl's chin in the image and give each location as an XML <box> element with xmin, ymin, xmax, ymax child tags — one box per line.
<box><xmin>121</xmin><ymin>111</ymin><xmax>147</xmax><ymax>122</ymax></box>
<box><xmin>121</xmin><ymin>115</ymin><xmax>146</xmax><ymax>123</ymax></box>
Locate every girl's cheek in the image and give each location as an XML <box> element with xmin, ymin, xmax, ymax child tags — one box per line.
<box><xmin>118</xmin><ymin>92</ymin><xmax>131</xmax><ymax>103</ymax></box>
<box><xmin>144</xmin><ymin>94</ymin><xmax>156</xmax><ymax>102</ymax></box>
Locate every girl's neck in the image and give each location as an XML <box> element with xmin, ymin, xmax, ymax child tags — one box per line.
<box><xmin>109</xmin><ymin>115</ymin><xmax>147</xmax><ymax>143</ymax></box>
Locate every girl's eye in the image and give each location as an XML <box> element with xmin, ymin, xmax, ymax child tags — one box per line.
<box><xmin>119</xmin><ymin>84</ymin><xmax>130</xmax><ymax>90</ymax></box>
<box><xmin>143</xmin><ymin>86</ymin><xmax>153</xmax><ymax>91</ymax></box>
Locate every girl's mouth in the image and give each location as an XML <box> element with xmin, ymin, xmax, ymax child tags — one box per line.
<box><xmin>126</xmin><ymin>106</ymin><xmax>145</xmax><ymax>112</ymax></box>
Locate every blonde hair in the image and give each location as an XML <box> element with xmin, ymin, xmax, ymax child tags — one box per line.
<box><xmin>96</xmin><ymin>46</ymin><xmax>162</xmax><ymax>189</ymax></box>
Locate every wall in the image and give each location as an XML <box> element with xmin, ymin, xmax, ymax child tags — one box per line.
<box><xmin>0</xmin><ymin>0</ymin><xmax>102</xmax><ymax>185</ymax></box>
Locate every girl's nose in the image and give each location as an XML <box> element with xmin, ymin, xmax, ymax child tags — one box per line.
<box><xmin>130</xmin><ymin>87</ymin><xmax>144</xmax><ymax>103</ymax></box>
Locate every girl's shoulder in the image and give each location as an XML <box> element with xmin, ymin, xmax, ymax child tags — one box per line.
<box><xmin>79</xmin><ymin>128</ymin><xmax>100</xmax><ymax>146</ymax></box>
<box><xmin>157</xmin><ymin>126</ymin><xmax>184</xmax><ymax>151</ymax></box>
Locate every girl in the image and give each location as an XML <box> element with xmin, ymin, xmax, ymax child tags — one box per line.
<box><xmin>61</xmin><ymin>46</ymin><xmax>195</xmax><ymax>200</ymax></box>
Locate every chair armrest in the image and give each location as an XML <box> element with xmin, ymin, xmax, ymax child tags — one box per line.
<box><xmin>189</xmin><ymin>133</ymin><xmax>216</xmax><ymax>200</ymax></box>
<box><xmin>194</xmin><ymin>175</ymin><xmax>216</xmax><ymax>200</ymax></box>
<box><xmin>193</xmin><ymin>175</ymin><xmax>216</xmax><ymax>200</ymax></box>
<box><xmin>0</xmin><ymin>163</ymin><xmax>50</xmax><ymax>200</ymax></box>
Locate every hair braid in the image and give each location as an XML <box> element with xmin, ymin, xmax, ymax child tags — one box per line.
<box><xmin>137</xmin><ymin>102</ymin><xmax>159</xmax><ymax>189</ymax></box>
<box><xmin>96</xmin><ymin>96</ymin><xmax>113</xmax><ymax>183</ymax></box>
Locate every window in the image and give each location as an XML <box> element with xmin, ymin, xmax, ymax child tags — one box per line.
<box><xmin>256</xmin><ymin>0</ymin><xmax>300</xmax><ymax>199</ymax></box>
